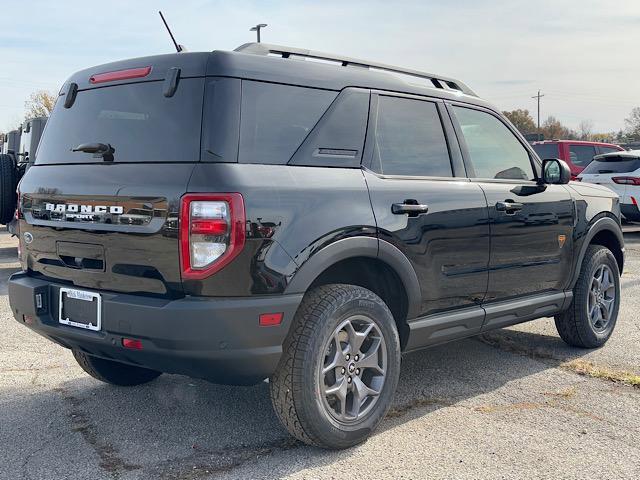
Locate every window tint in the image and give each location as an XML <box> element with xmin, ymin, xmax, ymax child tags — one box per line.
<box><xmin>37</xmin><ymin>79</ymin><xmax>204</xmax><ymax>164</ymax></box>
<box><xmin>568</xmin><ymin>145</ymin><xmax>597</xmax><ymax>167</ymax></box>
<box><xmin>599</xmin><ymin>146</ymin><xmax>621</xmax><ymax>155</ymax></box>
<box><xmin>372</xmin><ymin>96</ymin><xmax>452</xmax><ymax>177</ymax></box>
<box><xmin>532</xmin><ymin>143</ymin><xmax>559</xmax><ymax>160</ymax></box>
<box><xmin>581</xmin><ymin>157</ymin><xmax>640</xmax><ymax>174</ymax></box>
<box><xmin>454</xmin><ymin>107</ymin><xmax>534</xmax><ymax>180</ymax></box>
<box><xmin>239</xmin><ymin>81</ymin><xmax>337</xmax><ymax>164</ymax></box>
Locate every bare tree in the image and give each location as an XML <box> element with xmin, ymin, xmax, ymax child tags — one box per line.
<box><xmin>577</xmin><ymin>120</ymin><xmax>594</xmax><ymax>141</ymax></box>
<box><xmin>623</xmin><ymin>107</ymin><xmax>640</xmax><ymax>141</ymax></box>
<box><xmin>541</xmin><ymin>116</ymin><xmax>577</xmax><ymax>140</ymax></box>
<box><xmin>24</xmin><ymin>90</ymin><xmax>57</xmax><ymax>120</ymax></box>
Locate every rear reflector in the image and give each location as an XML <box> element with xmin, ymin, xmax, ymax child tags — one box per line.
<box><xmin>122</xmin><ymin>338</ymin><xmax>143</xmax><ymax>350</ymax></box>
<box><xmin>190</xmin><ymin>219</ymin><xmax>228</xmax><ymax>235</ymax></box>
<box><xmin>612</xmin><ymin>176</ymin><xmax>640</xmax><ymax>185</ymax></box>
<box><xmin>632</xmin><ymin>196</ymin><xmax>638</xmax><ymax>206</ymax></box>
<box><xmin>259</xmin><ymin>313</ymin><xmax>283</xmax><ymax>327</ymax></box>
<box><xmin>90</xmin><ymin>66</ymin><xmax>152</xmax><ymax>84</ymax></box>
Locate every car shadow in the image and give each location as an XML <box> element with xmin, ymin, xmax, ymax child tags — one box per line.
<box><xmin>0</xmin><ymin>326</ymin><xmax>592</xmax><ymax>479</ymax></box>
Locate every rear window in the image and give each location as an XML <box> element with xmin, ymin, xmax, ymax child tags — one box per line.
<box><xmin>532</xmin><ymin>143</ymin><xmax>559</xmax><ymax>160</ymax></box>
<box><xmin>36</xmin><ymin>79</ymin><xmax>204</xmax><ymax>164</ymax></box>
<box><xmin>238</xmin><ymin>81</ymin><xmax>337</xmax><ymax>164</ymax></box>
<box><xmin>581</xmin><ymin>157</ymin><xmax>640</xmax><ymax>174</ymax></box>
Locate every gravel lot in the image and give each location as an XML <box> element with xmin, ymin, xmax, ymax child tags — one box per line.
<box><xmin>1</xmin><ymin>228</ymin><xmax>639</xmax><ymax>480</ymax></box>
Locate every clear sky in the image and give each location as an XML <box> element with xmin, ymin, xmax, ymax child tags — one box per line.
<box><xmin>1</xmin><ymin>0</ymin><xmax>638</xmax><ymax>133</ymax></box>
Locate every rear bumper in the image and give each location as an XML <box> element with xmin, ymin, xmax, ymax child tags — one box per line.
<box><xmin>8</xmin><ymin>272</ymin><xmax>303</xmax><ymax>385</ymax></box>
<box><xmin>621</xmin><ymin>202</ymin><xmax>640</xmax><ymax>222</ymax></box>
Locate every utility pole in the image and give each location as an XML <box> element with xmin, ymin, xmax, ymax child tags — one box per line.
<box><xmin>531</xmin><ymin>90</ymin><xmax>544</xmax><ymax>139</ymax></box>
<box><xmin>250</xmin><ymin>23</ymin><xmax>268</xmax><ymax>43</ymax></box>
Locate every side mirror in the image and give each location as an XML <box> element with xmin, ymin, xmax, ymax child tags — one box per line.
<box><xmin>542</xmin><ymin>158</ymin><xmax>571</xmax><ymax>185</ymax></box>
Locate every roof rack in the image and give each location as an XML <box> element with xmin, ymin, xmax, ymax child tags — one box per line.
<box><xmin>234</xmin><ymin>43</ymin><xmax>476</xmax><ymax>97</ymax></box>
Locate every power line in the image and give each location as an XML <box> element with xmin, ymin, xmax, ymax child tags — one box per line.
<box><xmin>531</xmin><ymin>90</ymin><xmax>544</xmax><ymax>133</ymax></box>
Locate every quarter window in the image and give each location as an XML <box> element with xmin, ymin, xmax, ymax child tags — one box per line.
<box><xmin>454</xmin><ymin>107</ymin><xmax>535</xmax><ymax>181</ymax></box>
<box><xmin>598</xmin><ymin>146</ymin><xmax>621</xmax><ymax>155</ymax></box>
<box><xmin>372</xmin><ymin>96</ymin><xmax>452</xmax><ymax>177</ymax></box>
<box><xmin>238</xmin><ymin>81</ymin><xmax>337</xmax><ymax>164</ymax></box>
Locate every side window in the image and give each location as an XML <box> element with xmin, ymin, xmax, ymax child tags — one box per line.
<box><xmin>238</xmin><ymin>81</ymin><xmax>337</xmax><ymax>164</ymax></box>
<box><xmin>372</xmin><ymin>96</ymin><xmax>452</xmax><ymax>177</ymax></box>
<box><xmin>532</xmin><ymin>143</ymin><xmax>559</xmax><ymax>160</ymax></box>
<box><xmin>568</xmin><ymin>145</ymin><xmax>597</xmax><ymax>167</ymax></box>
<box><xmin>454</xmin><ymin>106</ymin><xmax>534</xmax><ymax>180</ymax></box>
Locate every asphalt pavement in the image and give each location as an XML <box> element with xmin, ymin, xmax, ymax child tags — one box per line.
<box><xmin>1</xmin><ymin>228</ymin><xmax>639</xmax><ymax>480</ymax></box>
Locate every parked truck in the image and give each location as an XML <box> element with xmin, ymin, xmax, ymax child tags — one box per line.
<box><xmin>0</xmin><ymin>116</ymin><xmax>47</xmax><ymax>225</ymax></box>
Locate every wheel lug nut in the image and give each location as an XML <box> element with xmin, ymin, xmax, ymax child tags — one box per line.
<box><xmin>341</xmin><ymin>367</ymin><xmax>346</xmax><ymax>374</ymax></box>
<box><xmin>356</xmin><ymin>368</ymin><xmax>360</xmax><ymax>375</ymax></box>
<box><xmin>354</xmin><ymin>355</ymin><xmax>359</xmax><ymax>361</ymax></box>
<box><xmin>347</xmin><ymin>376</ymin><xmax>352</xmax><ymax>383</ymax></box>
<box><xmin>345</xmin><ymin>354</ymin><xmax>350</xmax><ymax>361</ymax></box>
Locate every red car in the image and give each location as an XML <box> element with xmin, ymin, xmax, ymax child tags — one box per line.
<box><xmin>531</xmin><ymin>140</ymin><xmax>624</xmax><ymax>178</ymax></box>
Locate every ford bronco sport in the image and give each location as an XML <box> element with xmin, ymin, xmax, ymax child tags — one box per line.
<box><xmin>8</xmin><ymin>43</ymin><xmax>624</xmax><ymax>449</ymax></box>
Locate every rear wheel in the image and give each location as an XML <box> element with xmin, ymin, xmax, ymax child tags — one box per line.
<box><xmin>0</xmin><ymin>154</ymin><xmax>17</xmax><ymax>224</ymax></box>
<box><xmin>270</xmin><ymin>284</ymin><xmax>401</xmax><ymax>449</ymax></box>
<box><xmin>72</xmin><ymin>350</ymin><xmax>161</xmax><ymax>386</ymax></box>
<box><xmin>555</xmin><ymin>245</ymin><xmax>620</xmax><ymax>348</ymax></box>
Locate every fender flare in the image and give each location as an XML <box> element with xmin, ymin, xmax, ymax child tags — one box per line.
<box><xmin>285</xmin><ymin>236</ymin><xmax>422</xmax><ymax>319</ymax></box>
<box><xmin>570</xmin><ymin>216</ymin><xmax>624</xmax><ymax>288</ymax></box>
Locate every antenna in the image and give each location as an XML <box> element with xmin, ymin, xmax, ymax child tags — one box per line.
<box><xmin>159</xmin><ymin>11</ymin><xmax>183</xmax><ymax>53</ymax></box>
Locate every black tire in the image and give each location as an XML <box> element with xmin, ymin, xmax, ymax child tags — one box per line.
<box><xmin>0</xmin><ymin>154</ymin><xmax>17</xmax><ymax>224</ymax></box>
<box><xmin>270</xmin><ymin>284</ymin><xmax>401</xmax><ymax>449</ymax></box>
<box><xmin>555</xmin><ymin>245</ymin><xmax>620</xmax><ymax>348</ymax></box>
<box><xmin>72</xmin><ymin>350</ymin><xmax>162</xmax><ymax>386</ymax></box>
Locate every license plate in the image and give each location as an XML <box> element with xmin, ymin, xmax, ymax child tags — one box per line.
<box><xmin>59</xmin><ymin>288</ymin><xmax>102</xmax><ymax>331</ymax></box>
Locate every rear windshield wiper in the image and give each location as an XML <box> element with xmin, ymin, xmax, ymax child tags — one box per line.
<box><xmin>72</xmin><ymin>143</ymin><xmax>115</xmax><ymax>162</ymax></box>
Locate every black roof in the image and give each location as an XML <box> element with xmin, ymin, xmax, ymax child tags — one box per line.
<box><xmin>63</xmin><ymin>43</ymin><xmax>493</xmax><ymax>110</ymax></box>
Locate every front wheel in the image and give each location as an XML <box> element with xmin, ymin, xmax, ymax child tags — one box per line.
<box><xmin>270</xmin><ymin>284</ymin><xmax>401</xmax><ymax>449</ymax></box>
<box><xmin>555</xmin><ymin>245</ymin><xmax>620</xmax><ymax>348</ymax></box>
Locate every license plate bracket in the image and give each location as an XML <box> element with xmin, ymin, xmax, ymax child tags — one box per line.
<box><xmin>58</xmin><ymin>287</ymin><xmax>102</xmax><ymax>331</ymax></box>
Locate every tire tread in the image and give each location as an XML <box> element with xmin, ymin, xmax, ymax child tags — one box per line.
<box><xmin>555</xmin><ymin>244</ymin><xmax>619</xmax><ymax>348</ymax></box>
<box><xmin>270</xmin><ymin>284</ymin><xmax>397</xmax><ymax>448</ymax></box>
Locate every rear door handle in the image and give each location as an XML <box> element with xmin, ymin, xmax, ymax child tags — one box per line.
<box><xmin>495</xmin><ymin>201</ymin><xmax>524</xmax><ymax>213</ymax></box>
<box><xmin>391</xmin><ymin>201</ymin><xmax>429</xmax><ymax>216</ymax></box>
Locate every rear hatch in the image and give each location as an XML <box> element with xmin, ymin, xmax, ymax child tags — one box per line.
<box><xmin>578</xmin><ymin>154</ymin><xmax>640</xmax><ymax>201</ymax></box>
<box><xmin>18</xmin><ymin>54</ymin><xmax>209</xmax><ymax>297</ymax></box>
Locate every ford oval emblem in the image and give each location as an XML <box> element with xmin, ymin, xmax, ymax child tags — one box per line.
<box><xmin>23</xmin><ymin>232</ymin><xmax>33</xmax><ymax>244</ymax></box>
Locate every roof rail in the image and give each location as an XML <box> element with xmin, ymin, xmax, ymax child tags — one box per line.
<box><xmin>234</xmin><ymin>43</ymin><xmax>476</xmax><ymax>97</ymax></box>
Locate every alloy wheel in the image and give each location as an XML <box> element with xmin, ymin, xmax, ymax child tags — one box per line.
<box><xmin>588</xmin><ymin>264</ymin><xmax>616</xmax><ymax>332</ymax></box>
<box><xmin>318</xmin><ymin>315</ymin><xmax>387</xmax><ymax>424</ymax></box>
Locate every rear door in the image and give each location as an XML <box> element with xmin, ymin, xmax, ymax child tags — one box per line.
<box><xmin>448</xmin><ymin>104</ymin><xmax>574</xmax><ymax>308</ymax></box>
<box><xmin>364</xmin><ymin>93</ymin><xmax>490</xmax><ymax>321</ymax></box>
<box><xmin>19</xmin><ymin>74</ymin><xmax>206</xmax><ymax>297</ymax></box>
<box><xmin>568</xmin><ymin>143</ymin><xmax>597</xmax><ymax>173</ymax></box>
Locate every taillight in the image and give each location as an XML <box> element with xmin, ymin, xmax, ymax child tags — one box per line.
<box><xmin>180</xmin><ymin>193</ymin><xmax>246</xmax><ymax>280</ymax></box>
<box><xmin>612</xmin><ymin>177</ymin><xmax>640</xmax><ymax>185</ymax></box>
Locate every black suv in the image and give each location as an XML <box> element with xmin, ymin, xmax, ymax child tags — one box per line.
<box><xmin>8</xmin><ymin>43</ymin><xmax>624</xmax><ymax>449</ymax></box>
